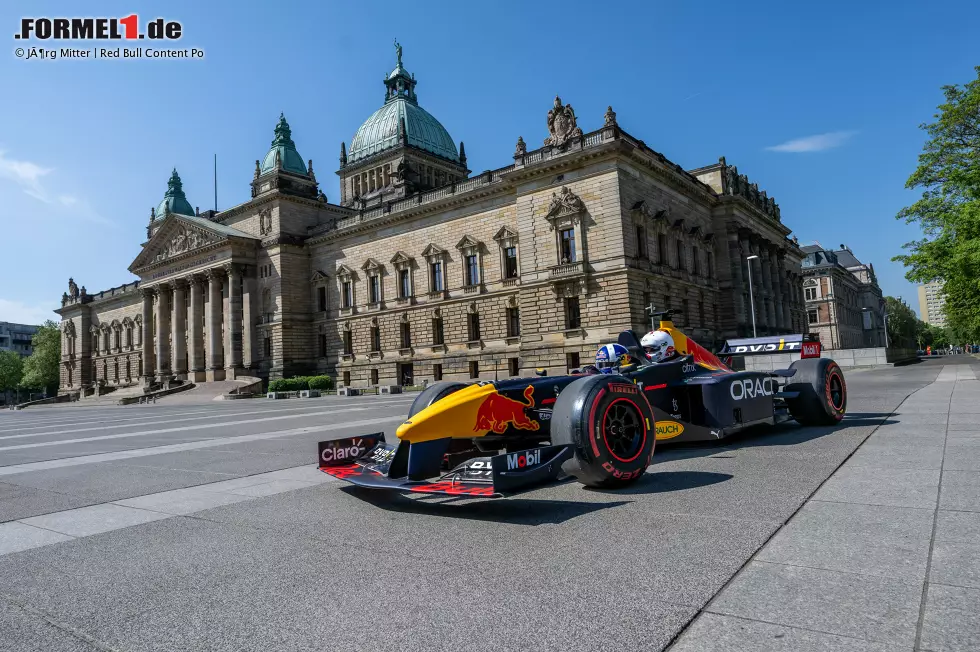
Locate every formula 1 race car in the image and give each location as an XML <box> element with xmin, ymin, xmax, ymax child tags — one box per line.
<box><xmin>318</xmin><ymin>311</ymin><xmax>847</xmax><ymax>498</ymax></box>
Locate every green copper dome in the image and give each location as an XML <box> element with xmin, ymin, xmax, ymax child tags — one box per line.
<box><xmin>155</xmin><ymin>169</ymin><xmax>194</xmax><ymax>219</ymax></box>
<box><xmin>260</xmin><ymin>114</ymin><xmax>308</xmax><ymax>175</ymax></box>
<box><xmin>347</xmin><ymin>43</ymin><xmax>459</xmax><ymax>164</ymax></box>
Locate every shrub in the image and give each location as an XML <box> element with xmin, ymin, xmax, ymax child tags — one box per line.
<box><xmin>307</xmin><ymin>375</ymin><xmax>334</xmax><ymax>391</ymax></box>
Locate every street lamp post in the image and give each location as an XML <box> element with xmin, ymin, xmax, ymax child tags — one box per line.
<box><xmin>746</xmin><ymin>255</ymin><xmax>759</xmax><ymax>337</ymax></box>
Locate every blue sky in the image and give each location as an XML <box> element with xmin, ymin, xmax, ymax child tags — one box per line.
<box><xmin>1</xmin><ymin>0</ymin><xmax>977</xmax><ymax>323</ymax></box>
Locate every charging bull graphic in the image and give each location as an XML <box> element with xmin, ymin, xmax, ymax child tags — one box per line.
<box><xmin>474</xmin><ymin>385</ymin><xmax>540</xmax><ymax>434</ymax></box>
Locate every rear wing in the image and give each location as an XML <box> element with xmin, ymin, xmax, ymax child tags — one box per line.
<box><xmin>718</xmin><ymin>333</ymin><xmax>821</xmax><ymax>358</ymax></box>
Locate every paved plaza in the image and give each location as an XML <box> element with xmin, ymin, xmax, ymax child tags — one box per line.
<box><xmin>0</xmin><ymin>357</ymin><xmax>977</xmax><ymax>651</ymax></box>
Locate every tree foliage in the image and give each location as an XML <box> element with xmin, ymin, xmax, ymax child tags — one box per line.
<box><xmin>894</xmin><ymin>66</ymin><xmax>980</xmax><ymax>342</ymax></box>
<box><xmin>885</xmin><ymin>296</ymin><xmax>918</xmax><ymax>348</ymax></box>
<box><xmin>19</xmin><ymin>321</ymin><xmax>61</xmax><ymax>393</ymax></box>
<box><xmin>0</xmin><ymin>350</ymin><xmax>23</xmax><ymax>391</ymax></box>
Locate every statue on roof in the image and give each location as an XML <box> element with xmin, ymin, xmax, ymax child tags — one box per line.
<box><xmin>544</xmin><ymin>96</ymin><xmax>583</xmax><ymax>147</ymax></box>
<box><xmin>394</xmin><ymin>39</ymin><xmax>403</xmax><ymax>66</ymax></box>
<box><xmin>68</xmin><ymin>277</ymin><xmax>79</xmax><ymax>300</ymax></box>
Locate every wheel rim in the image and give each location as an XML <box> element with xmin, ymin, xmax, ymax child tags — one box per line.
<box><xmin>829</xmin><ymin>373</ymin><xmax>844</xmax><ymax>411</ymax></box>
<box><xmin>601</xmin><ymin>399</ymin><xmax>645</xmax><ymax>463</ymax></box>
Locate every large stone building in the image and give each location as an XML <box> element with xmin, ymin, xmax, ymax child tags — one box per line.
<box><xmin>54</xmin><ymin>46</ymin><xmax>807</xmax><ymax>395</ymax></box>
<box><xmin>0</xmin><ymin>322</ymin><xmax>39</xmax><ymax>357</ymax></box>
<box><xmin>801</xmin><ymin>243</ymin><xmax>886</xmax><ymax>349</ymax></box>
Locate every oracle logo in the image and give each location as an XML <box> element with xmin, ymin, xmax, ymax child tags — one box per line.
<box><xmin>729</xmin><ymin>377</ymin><xmax>777</xmax><ymax>401</ymax></box>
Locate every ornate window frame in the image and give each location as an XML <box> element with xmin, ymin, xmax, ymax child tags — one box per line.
<box><xmin>337</xmin><ymin>264</ymin><xmax>356</xmax><ymax>315</ymax></box>
<box><xmin>545</xmin><ymin>186</ymin><xmax>587</xmax><ymax>266</ymax></box>
<box><xmin>390</xmin><ymin>251</ymin><xmax>415</xmax><ymax>304</ymax></box>
<box><xmin>362</xmin><ymin>258</ymin><xmax>385</xmax><ymax>310</ymax></box>
<box><xmin>421</xmin><ymin>244</ymin><xmax>447</xmax><ymax>299</ymax></box>
<box><xmin>456</xmin><ymin>235</ymin><xmax>483</xmax><ymax>291</ymax></box>
<box><xmin>312</xmin><ymin>269</ymin><xmax>329</xmax><ymax>314</ymax></box>
<box><xmin>493</xmin><ymin>226</ymin><xmax>520</xmax><ymax>284</ymax></box>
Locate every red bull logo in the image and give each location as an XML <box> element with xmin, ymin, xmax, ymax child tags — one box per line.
<box><xmin>474</xmin><ymin>385</ymin><xmax>540</xmax><ymax>434</ymax></box>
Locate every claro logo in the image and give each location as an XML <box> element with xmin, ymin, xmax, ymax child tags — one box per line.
<box><xmin>729</xmin><ymin>377</ymin><xmax>777</xmax><ymax>401</ymax></box>
<box><xmin>506</xmin><ymin>448</ymin><xmax>541</xmax><ymax>470</ymax></box>
<box><xmin>320</xmin><ymin>438</ymin><xmax>368</xmax><ymax>463</ymax></box>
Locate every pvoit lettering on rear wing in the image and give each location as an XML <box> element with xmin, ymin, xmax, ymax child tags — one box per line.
<box><xmin>718</xmin><ymin>334</ymin><xmax>819</xmax><ymax>356</ymax></box>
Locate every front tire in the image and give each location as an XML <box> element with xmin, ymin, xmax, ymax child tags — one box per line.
<box><xmin>551</xmin><ymin>375</ymin><xmax>656</xmax><ymax>488</ymax></box>
<box><xmin>784</xmin><ymin>358</ymin><xmax>847</xmax><ymax>426</ymax></box>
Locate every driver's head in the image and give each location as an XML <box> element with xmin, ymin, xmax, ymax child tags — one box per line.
<box><xmin>640</xmin><ymin>330</ymin><xmax>675</xmax><ymax>363</ymax></box>
<box><xmin>595</xmin><ymin>343</ymin><xmax>629</xmax><ymax>370</ymax></box>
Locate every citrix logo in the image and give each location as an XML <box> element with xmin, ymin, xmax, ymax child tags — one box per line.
<box><xmin>506</xmin><ymin>448</ymin><xmax>541</xmax><ymax>470</ymax></box>
<box><xmin>729</xmin><ymin>377</ymin><xmax>777</xmax><ymax>401</ymax></box>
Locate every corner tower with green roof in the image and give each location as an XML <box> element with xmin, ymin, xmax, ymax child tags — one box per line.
<box><xmin>337</xmin><ymin>41</ymin><xmax>469</xmax><ymax>207</ymax></box>
<box><xmin>155</xmin><ymin>169</ymin><xmax>195</xmax><ymax>219</ymax></box>
<box><xmin>251</xmin><ymin>113</ymin><xmax>319</xmax><ymax>201</ymax></box>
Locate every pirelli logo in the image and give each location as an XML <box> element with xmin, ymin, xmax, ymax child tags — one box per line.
<box><xmin>608</xmin><ymin>382</ymin><xmax>638</xmax><ymax>394</ymax></box>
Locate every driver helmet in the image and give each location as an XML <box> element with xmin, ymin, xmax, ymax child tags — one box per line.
<box><xmin>640</xmin><ymin>330</ymin><xmax>676</xmax><ymax>363</ymax></box>
<box><xmin>595</xmin><ymin>343</ymin><xmax>629</xmax><ymax>370</ymax></box>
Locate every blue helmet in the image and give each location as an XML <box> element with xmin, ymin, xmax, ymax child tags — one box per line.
<box><xmin>595</xmin><ymin>343</ymin><xmax>629</xmax><ymax>370</ymax></box>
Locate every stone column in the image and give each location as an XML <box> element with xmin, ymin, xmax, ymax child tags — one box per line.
<box><xmin>727</xmin><ymin>229</ymin><xmax>746</xmax><ymax>327</ymax></box>
<box><xmin>206</xmin><ymin>269</ymin><xmax>225</xmax><ymax>381</ymax></box>
<box><xmin>760</xmin><ymin>247</ymin><xmax>774</xmax><ymax>331</ymax></box>
<box><xmin>172</xmin><ymin>279</ymin><xmax>188</xmax><ymax>378</ymax></box>
<box><xmin>188</xmin><ymin>276</ymin><xmax>205</xmax><ymax>380</ymax></box>
<box><xmin>242</xmin><ymin>266</ymin><xmax>257</xmax><ymax>369</ymax></box>
<box><xmin>141</xmin><ymin>288</ymin><xmax>155</xmax><ymax>385</ymax></box>
<box><xmin>224</xmin><ymin>263</ymin><xmax>244</xmax><ymax>376</ymax></box>
<box><xmin>155</xmin><ymin>284</ymin><xmax>172</xmax><ymax>380</ymax></box>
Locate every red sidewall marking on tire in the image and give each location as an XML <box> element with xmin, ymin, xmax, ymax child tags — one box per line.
<box><xmin>825</xmin><ymin>365</ymin><xmax>845</xmax><ymax>416</ymax></box>
<box><xmin>600</xmin><ymin>397</ymin><xmax>647</xmax><ymax>464</ymax></box>
<box><xmin>588</xmin><ymin>388</ymin><xmax>606</xmax><ymax>457</ymax></box>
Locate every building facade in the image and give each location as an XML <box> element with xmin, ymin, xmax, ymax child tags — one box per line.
<box><xmin>0</xmin><ymin>322</ymin><xmax>39</xmax><ymax>357</ymax></box>
<box><xmin>54</xmin><ymin>46</ymin><xmax>807</xmax><ymax>395</ymax></box>
<box><xmin>917</xmin><ymin>280</ymin><xmax>946</xmax><ymax>328</ymax></box>
<box><xmin>801</xmin><ymin>244</ymin><xmax>886</xmax><ymax>349</ymax></box>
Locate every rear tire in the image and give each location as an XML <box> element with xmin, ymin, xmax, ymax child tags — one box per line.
<box><xmin>551</xmin><ymin>375</ymin><xmax>656</xmax><ymax>488</ymax></box>
<box><xmin>784</xmin><ymin>358</ymin><xmax>846</xmax><ymax>426</ymax></box>
<box><xmin>407</xmin><ymin>381</ymin><xmax>468</xmax><ymax>418</ymax></box>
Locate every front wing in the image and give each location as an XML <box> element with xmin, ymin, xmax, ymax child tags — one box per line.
<box><xmin>318</xmin><ymin>433</ymin><xmax>573</xmax><ymax>498</ymax></box>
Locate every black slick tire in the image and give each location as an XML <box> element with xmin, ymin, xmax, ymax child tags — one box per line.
<box><xmin>551</xmin><ymin>375</ymin><xmax>656</xmax><ymax>488</ymax></box>
<box><xmin>784</xmin><ymin>358</ymin><xmax>847</xmax><ymax>426</ymax></box>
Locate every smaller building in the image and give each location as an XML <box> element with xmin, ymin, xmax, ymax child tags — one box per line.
<box><xmin>917</xmin><ymin>280</ymin><xmax>946</xmax><ymax>328</ymax></box>
<box><xmin>801</xmin><ymin>244</ymin><xmax>885</xmax><ymax>349</ymax></box>
<box><xmin>0</xmin><ymin>322</ymin><xmax>40</xmax><ymax>357</ymax></box>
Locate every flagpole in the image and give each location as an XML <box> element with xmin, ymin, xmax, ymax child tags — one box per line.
<box><xmin>213</xmin><ymin>153</ymin><xmax>217</xmax><ymax>212</ymax></box>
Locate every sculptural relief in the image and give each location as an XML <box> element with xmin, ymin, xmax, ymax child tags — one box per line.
<box><xmin>544</xmin><ymin>96</ymin><xmax>583</xmax><ymax>147</ymax></box>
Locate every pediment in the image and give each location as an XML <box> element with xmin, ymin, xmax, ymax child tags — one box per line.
<box><xmin>688</xmin><ymin>225</ymin><xmax>704</xmax><ymax>239</ymax></box>
<box><xmin>130</xmin><ymin>214</ymin><xmax>232</xmax><ymax>272</ymax></box>
<box><xmin>493</xmin><ymin>226</ymin><xmax>518</xmax><ymax>242</ymax></box>
<box><xmin>455</xmin><ymin>234</ymin><xmax>481</xmax><ymax>251</ymax></box>
<box><xmin>672</xmin><ymin>218</ymin><xmax>686</xmax><ymax>231</ymax></box>
<box><xmin>361</xmin><ymin>257</ymin><xmax>383</xmax><ymax>272</ymax></box>
<box><xmin>421</xmin><ymin>243</ymin><xmax>445</xmax><ymax>258</ymax></box>
<box><xmin>336</xmin><ymin>263</ymin><xmax>356</xmax><ymax>279</ymax></box>
<box><xmin>311</xmin><ymin>270</ymin><xmax>329</xmax><ymax>282</ymax></box>
<box><xmin>390</xmin><ymin>251</ymin><xmax>413</xmax><ymax>265</ymax></box>
<box><xmin>545</xmin><ymin>186</ymin><xmax>586</xmax><ymax>220</ymax></box>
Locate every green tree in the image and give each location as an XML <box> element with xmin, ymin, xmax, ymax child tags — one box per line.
<box><xmin>894</xmin><ymin>66</ymin><xmax>980</xmax><ymax>342</ymax></box>
<box><xmin>0</xmin><ymin>350</ymin><xmax>24</xmax><ymax>402</ymax></box>
<box><xmin>19</xmin><ymin>321</ymin><xmax>61</xmax><ymax>395</ymax></box>
<box><xmin>885</xmin><ymin>297</ymin><xmax>918</xmax><ymax>348</ymax></box>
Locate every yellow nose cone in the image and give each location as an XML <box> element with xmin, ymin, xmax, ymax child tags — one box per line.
<box><xmin>395</xmin><ymin>384</ymin><xmax>497</xmax><ymax>443</ymax></box>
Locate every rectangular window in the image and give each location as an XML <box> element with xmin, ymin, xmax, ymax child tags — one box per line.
<box><xmin>807</xmin><ymin>308</ymin><xmax>819</xmax><ymax>324</ymax></box>
<box><xmin>567</xmin><ymin>352</ymin><xmax>580</xmax><ymax>372</ymax></box>
<box><xmin>318</xmin><ymin>334</ymin><xmax>327</xmax><ymax>358</ymax></box>
<box><xmin>504</xmin><ymin>247</ymin><xmax>518</xmax><ymax>278</ymax></box>
<box><xmin>370</xmin><ymin>369</ymin><xmax>379</xmax><ymax>385</ymax></box>
<box><xmin>264</xmin><ymin>337</ymin><xmax>271</xmax><ymax>357</ymax></box>
<box><xmin>692</xmin><ymin>247</ymin><xmax>699</xmax><ymax>276</ymax></box>
<box><xmin>430</xmin><ymin>261</ymin><xmax>444</xmax><ymax>292</ymax></box>
<box><xmin>400</xmin><ymin>322</ymin><xmax>411</xmax><ymax>348</ymax></box>
<box><xmin>465</xmin><ymin>255</ymin><xmax>479</xmax><ymax>286</ymax></box>
<box><xmin>681</xmin><ymin>298</ymin><xmax>689</xmax><ymax>326</ymax></box>
<box><xmin>676</xmin><ymin>241</ymin><xmax>685</xmax><ymax>271</ymax></box>
<box><xmin>507</xmin><ymin>307</ymin><xmax>521</xmax><ymax>337</ymax></box>
<box><xmin>433</xmin><ymin>364</ymin><xmax>443</xmax><ymax>381</ymax></box>
<box><xmin>343</xmin><ymin>330</ymin><xmax>352</xmax><ymax>355</ymax></box>
<box><xmin>635</xmin><ymin>225</ymin><xmax>647</xmax><ymax>259</ymax></box>
<box><xmin>658</xmin><ymin>233</ymin><xmax>668</xmax><ymax>265</ymax></box>
<box><xmin>804</xmin><ymin>287</ymin><xmax>817</xmax><ymax>301</ymax></box>
<box><xmin>369</xmin><ymin>276</ymin><xmax>381</xmax><ymax>304</ymax></box>
<box><xmin>699</xmin><ymin>300</ymin><xmax>705</xmax><ymax>327</ymax></box>
<box><xmin>468</xmin><ymin>313</ymin><xmax>481</xmax><ymax>341</ymax></box>
<box><xmin>371</xmin><ymin>326</ymin><xmax>381</xmax><ymax>351</ymax></box>
<box><xmin>432</xmin><ymin>318</ymin><xmax>444</xmax><ymax>345</ymax></box>
<box><xmin>342</xmin><ymin>281</ymin><xmax>352</xmax><ymax>308</ymax></box>
<box><xmin>469</xmin><ymin>361</ymin><xmax>479</xmax><ymax>379</ymax></box>
<box><xmin>508</xmin><ymin>358</ymin><xmax>519</xmax><ymax>377</ymax></box>
<box><xmin>565</xmin><ymin>297</ymin><xmax>581</xmax><ymax>329</ymax></box>
<box><xmin>317</xmin><ymin>286</ymin><xmax>326</xmax><ymax>312</ymax></box>
<box><xmin>398</xmin><ymin>269</ymin><xmax>410</xmax><ymax>299</ymax></box>
<box><xmin>706</xmin><ymin>251</ymin><xmax>713</xmax><ymax>277</ymax></box>
<box><xmin>559</xmin><ymin>228</ymin><xmax>576</xmax><ymax>263</ymax></box>
<box><xmin>342</xmin><ymin>371</ymin><xmax>351</xmax><ymax>386</ymax></box>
